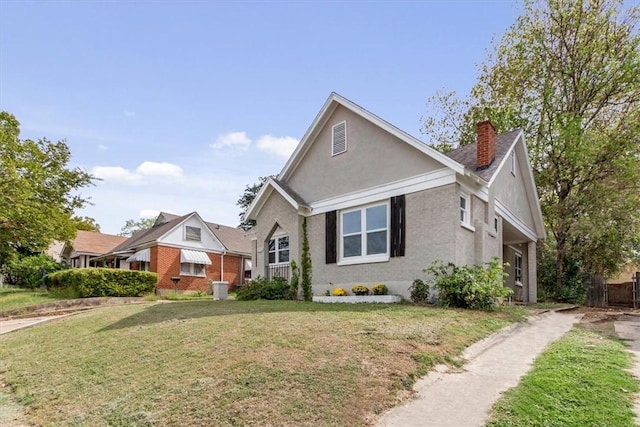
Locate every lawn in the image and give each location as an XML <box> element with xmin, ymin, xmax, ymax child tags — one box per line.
<box><xmin>0</xmin><ymin>300</ymin><xmax>528</xmax><ymax>426</ymax></box>
<box><xmin>0</xmin><ymin>286</ymin><xmax>63</xmax><ymax>314</ymax></box>
<box><xmin>487</xmin><ymin>319</ymin><xmax>639</xmax><ymax>427</ymax></box>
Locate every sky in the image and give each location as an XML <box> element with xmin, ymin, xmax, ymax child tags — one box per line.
<box><xmin>0</xmin><ymin>0</ymin><xmax>522</xmax><ymax>235</ymax></box>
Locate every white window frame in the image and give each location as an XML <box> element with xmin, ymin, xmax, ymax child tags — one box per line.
<box><xmin>184</xmin><ymin>225</ymin><xmax>202</xmax><ymax>242</ymax></box>
<box><xmin>139</xmin><ymin>261</ymin><xmax>150</xmax><ymax>272</ymax></box>
<box><xmin>510</xmin><ymin>151</ymin><xmax>517</xmax><ymax>176</ymax></box>
<box><xmin>331</xmin><ymin>120</ymin><xmax>347</xmax><ymax>156</ymax></box>
<box><xmin>180</xmin><ymin>262</ymin><xmax>206</xmax><ymax>277</ymax></box>
<box><xmin>338</xmin><ymin>201</ymin><xmax>389</xmax><ymax>266</ymax></box>
<box><xmin>514</xmin><ymin>250</ymin><xmax>523</xmax><ymax>284</ymax></box>
<box><xmin>268</xmin><ymin>235</ymin><xmax>290</xmax><ymax>265</ymax></box>
<box><xmin>460</xmin><ymin>193</ymin><xmax>474</xmax><ymax>231</ymax></box>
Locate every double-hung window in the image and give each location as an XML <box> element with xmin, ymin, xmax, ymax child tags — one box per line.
<box><xmin>340</xmin><ymin>202</ymin><xmax>388</xmax><ymax>264</ymax></box>
<box><xmin>268</xmin><ymin>236</ymin><xmax>289</xmax><ymax>264</ymax></box>
<box><xmin>514</xmin><ymin>252</ymin><xmax>523</xmax><ymax>283</ymax></box>
<box><xmin>180</xmin><ymin>263</ymin><xmax>206</xmax><ymax>276</ymax></box>
<box><xmin>460</xmin><ymin>193</ymin><xmax>470</xmax><ymax>226</ymax></box>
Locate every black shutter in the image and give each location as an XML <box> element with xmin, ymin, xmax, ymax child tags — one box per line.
<box><xmin>325</xmin><ymin>210</ymin><xmax>337</xmax><ymax>264</ymax></box>
<box><xmin>391</xmin><ymin>195</ymin><xmax>406</xmax><ymax>257</ymax></box>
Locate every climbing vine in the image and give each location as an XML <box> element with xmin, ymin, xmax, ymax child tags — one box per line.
<box><xmin>301</xmin><ymin>217</ymin><xmax>312</xmax><ymax>301</ymax></box>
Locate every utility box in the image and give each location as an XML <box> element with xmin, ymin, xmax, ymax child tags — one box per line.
<box><xmin>211</xmin><ymin>281</ymin><xmax>228</xmax><ymax>300</ymax></box>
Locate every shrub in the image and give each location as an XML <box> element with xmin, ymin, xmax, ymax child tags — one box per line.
<box><xmin>351</xmin><ymin>285</ymin><xmax>369</xmax><ymax>296</ymax></box>
<box><xmin>372</xmin><ymin>283</ymin><xmax>388</xmax><ymax>295</ymax></box>
<box><xmin>288</xmin><ymin>261</ymin><xmax>300</xmax><ymax>300</ymax></box>
<box><xmin>410</xmin><ymin>279</ymin><xmax>430</xmax><ymax>304</ymax></box>
<box><xmin>5</xmin><ymin>254</ymin><xmax>66</xmax><ymax>289</ymax></box>
<box><xmin>332</xmin><ymin>287</ymin><xmax>347</xmax><ymax>296</ymax></box>
<box><xmin>426</xmin><ymin>257</ymin><xmax>513</xmax><ymax>311</ymax></box>
<box><xmin>46</xmin><ymin>268</ymin><xmax>157</xmax><ymax>297</ymax></box>
<box><xmin>236</xmin><ymin>276</ymin><xmax>290</xmax><ymax>301</ymax></box>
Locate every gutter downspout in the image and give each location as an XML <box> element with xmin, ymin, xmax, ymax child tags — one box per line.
<box><xmin>221</xmin><ymin>251</ymin><xmax>226</xmax><ymax>282</ymax></box>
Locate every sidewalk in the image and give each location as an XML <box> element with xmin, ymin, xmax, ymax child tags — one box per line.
<box><xmin>377</xmin><ymin>310</ymin><xmax>583</xmax><ymax>427</ymax></box>
<box><xmin>0</xmin><ymin>315</ymin><xmax>71</xmax><ymax>335</ymax></box>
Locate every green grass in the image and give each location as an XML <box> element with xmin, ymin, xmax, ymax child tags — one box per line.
<box><xmin>487</xmin><ymin>324</ymin><xmax>640</xmax><ymax>427</ymax></box>
<box><xmin>0</xmin><ymin>287</ymin><xmax>63</xmax><ymax>313</ymax></box>
<box><xmin>0</xmin><ymin>300</ymin><xmax>528</xmax><ymax>426</ymax></box>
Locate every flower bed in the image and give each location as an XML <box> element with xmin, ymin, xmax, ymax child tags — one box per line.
<box><xmin>312</xmin><ymin>295</ymin><xmax>401</xmax><ymax>304</ymax></box>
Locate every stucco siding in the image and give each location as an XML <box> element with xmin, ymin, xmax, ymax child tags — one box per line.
<box><xmin>286</xmin><ymin>105</ymin><xmax>446</xmax><ymax>204</ymax></box>
<box><xmin>503</xmin><ymin>243</ymin><xmax>529</xmax><ymax>301</ymax></box>
<box><xmin>254</xmin><ymin>190</ymin><xmax>301</xmax><ymax>279</ymax></box>
<box><xmin>492</xmin><ymin>149</ymin><xmax>536</xmax><ymax>232</ymax></box>
<box><xmin>308</xmin><ymin>184</ymin><xmax>459</xmax><ymax>298</ymax></box>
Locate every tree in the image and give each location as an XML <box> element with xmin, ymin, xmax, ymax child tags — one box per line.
<box><xmin>422</xmin><ymin>0</ymin><xmax>640</xmax><ymax>294</ymax></box>
<box><xmin>236</xmin><ymin>176</ymin><xmax>272</xmax><ymax>231</ymax></box>
<box><xmin>0</xmin><ymin>112</ymin><xmax>94</xmax><ymax>267</ymax></box>
<box><xmin>72</xmin><ymin>216</ymin><xmax>101</xmax><ymax>232</ymax></box>
<box><xmin>119</xmin><ymin>217</ymin><xmax>156</xmax><ymax>237</ymax></box>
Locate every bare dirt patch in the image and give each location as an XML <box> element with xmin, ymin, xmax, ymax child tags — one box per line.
<box><xmin>0</xmin><ymin>297</ymin><xmax>145</xmax><ymax>319</ymax></box>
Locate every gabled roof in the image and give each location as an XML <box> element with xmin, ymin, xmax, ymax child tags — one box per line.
<box><xmin>109</xmin><ymin>212</ymin><xmax>251</xmax><ymax>255</ymax></box>
<box><xmin>446</xmin><ymin>129</ymin><xmax>523</xmax><ymax>182</ymax></box>
<box><xmin>204</xmin><ymin>221</ymin><xmax>252</xmax><ymax>254</ymax></box>
<box><xmin>70</xmin><ymin>231</ymin><xmax>128</xmax><ymax>256</ymax></box>
<box><xmin>245</xmin><ymin>177</ymin><xmax>310</xmax><ymax>221</ymax></box>
<box><xmin>279</xmin><ymin>92</ymin><xmax>466</xmax><ymax>181</ymax></box>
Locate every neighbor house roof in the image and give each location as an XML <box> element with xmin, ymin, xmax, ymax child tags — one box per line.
<box><xmin>70</xmin><ymin>231</ymin><xmax>128</xmax><ymax>256</ymax></box>
<box><xmin>446</xmin><ymin>129</ymin><xmax>523</xmax><ymax>182</ymax></box>
<box><xmin>109</xmin><ymin>212</ymin><xmax>251</xmax><ymax>256</ymax></box>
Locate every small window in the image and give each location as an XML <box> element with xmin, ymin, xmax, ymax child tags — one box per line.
<box><xmin>332</xmin><ymin>121</ymin><xmax>347</xmax><ymax>156</ymax></box>
<box><xmin>511</xmin><ymin>151</ymin><xmax>516</xmax><ymax>176</ymax></box>
<box><xmin>460</xmin><ymin>194</ymin><xmax>470</xmax><ymax>225</ymax></box>
<box><xmin>515</xmin><ymin>252</ymin><xmax>523</xmax><ymax>283</ymax></box>
<box><xmin>268</xmin><ymin>235</ymin><xmax>290</xmax><ymax>264</ymax></box>
<box><xmin>494</xmin><ymin>217</ymin><xmax>499</xmax><ymax>233</ymax></box>
<box><xmin>185</xmin><ymin>226</ymin><xmax>201</xmax><ymax>242</ymax></box>
<box><xmin>180</xmin><ymin>263</ymin><xmax>206</xmax><ymax>276</ymax></box>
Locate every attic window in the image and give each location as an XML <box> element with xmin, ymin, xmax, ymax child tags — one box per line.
<box><xmin>185</xmin><ymin>226</ymin><xmax>201</xmax><ymax>242</ymax></box>
<box><xmin>332</xmin><ymin>121</ymin><xmax>347</xmax><ymax>156</ymax></box>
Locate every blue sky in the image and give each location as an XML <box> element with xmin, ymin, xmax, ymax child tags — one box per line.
<box><xmin>0</xmin><ymin>0</ymin><xmax>521</xmax><ymax>234</ymax></box>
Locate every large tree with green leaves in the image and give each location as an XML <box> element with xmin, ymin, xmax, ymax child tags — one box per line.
<box><xmin>118</xmin><ymin>217</ymin><xmax>156</xmax><ymax>237</ymax></box>
<box><xmin>0</xmin><ymin>112</ymin><xmax>94</xmax><ymax>266</ymax></box>
<box><xmin>236</xmin><ymin>176</ymin><xmax>272</xmax><ymax>231</ymax></box>
<box><xmin>422</xmin><ymin>0</ymin><xmax>640</xmax><ymax>292</ymax></box>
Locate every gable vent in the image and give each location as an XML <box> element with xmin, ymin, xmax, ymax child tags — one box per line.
<box><xmin>332</xmin><ymin>121</ymin><xmax>347</xmax><ymax>156</ymax></box>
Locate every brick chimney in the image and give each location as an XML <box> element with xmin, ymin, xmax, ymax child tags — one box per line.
<box><xmin>476</xmin><ymin>120</ymin><xmax>496</xmax><ymax>170</ymax></box>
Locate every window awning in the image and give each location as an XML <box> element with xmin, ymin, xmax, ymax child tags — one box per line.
<box><xmin>181</xmin><ymin>249</ymin><xmax>212</xmax><ymax>265</ymax></box>
<box><xmin>126</xmin><ymin>248</ymin><xmax>150</xmax><ymax>263</ymax></box>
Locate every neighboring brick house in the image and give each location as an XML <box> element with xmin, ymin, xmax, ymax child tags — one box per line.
<box><xmin>246</xmin><ymin>93</ymin><xmax>546</xmax><ymax>301</ymax></box>
<box><xmin>61</xmin><ymin>230</ymin><xmax>128</xmax><ymax>268</ymax></box>
<box><xmin>97</xmin><ymin>212</ymin><xmax>251</xmax><ymax>293</ymax></box>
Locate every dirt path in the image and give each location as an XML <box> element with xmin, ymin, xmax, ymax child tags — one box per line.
<box><xmin>614</xmin><ymin>313</ymin><xmax>640</xmax><ymax>424</ymax></box>
<box><xmin>377</xmin><ymin>310</ymin><xmax>583</xmax><ymax>427</ymax></box>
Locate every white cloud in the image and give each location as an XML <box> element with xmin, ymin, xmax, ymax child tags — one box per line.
<box><xmin>139</xmin><ymin>209</ymin><xmax>160</xmax><ymax>219</ymax></box>
<box><xmin>256</xmin><ymin>135</ymin><xmax>299</xmax><ymax>157</ymax></box>
<box><xmin>136</xmin><ymin>161</ymin><xmax>183</xmax><ymax>177</ymax></box>
<box><xmin>210</xmin><ymin>131</ymin><xmax>251</xmax><ymax>151</ymax></box>
<box><xmin>124</xmin><ymin>111</ymin><xmax>136</xmax><ymax>117</ymax></box>
<box><xmin>92</xmin><ymin>161</ymin><xmax>183</xmax><ymax>184</ymax></box>
<box><xmin>98</xmin><ymin>144</ymin><xmax>108</xmax><ymax>151</ymax></box>
<box><xmin>92</xmin><ymin>166</ymin><xmax>139</xmax><ymax>183</ymax></box>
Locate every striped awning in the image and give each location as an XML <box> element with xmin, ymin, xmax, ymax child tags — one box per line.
<box><xmin>180</xmin><ymin>249</ymin><xmax>212</xmax><ymax>265</ymax></box>
<box><xmin>126</xmin><ymin>248</ymin><xmax>150</xmax><ymax>263</ymax></box>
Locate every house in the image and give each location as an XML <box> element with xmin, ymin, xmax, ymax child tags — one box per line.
<box><xmin>61</xmin><ymin>230</ymin><xmax>128</xmax><ymax>268</ymax></box>
<box><xmin>96</xmin><ymin>212</ymin><xmax>252</xmax><ymax>293</ymax></box>
<box><xmin>245</xmin><ymin>93</ymin><xmax>546</xmax><ymax>302</ymax></box>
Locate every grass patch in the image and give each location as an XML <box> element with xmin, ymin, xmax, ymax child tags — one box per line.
<box><xmin>487</xmin><ymin>324</ymin><xmax>640</xmax><ymax>427</ymax></box>
<box><xmin>0</xmin><ymin>287</ymin><xmax>63</xmax><ymax>313</ymax></box>
<box><xmin>0</xmin><ymin>300</ymin><xmax>528</xmax><ymax>426</ymax></box>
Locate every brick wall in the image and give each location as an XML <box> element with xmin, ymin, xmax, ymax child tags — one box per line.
<box><xmin>152</xmin><ymin>244</ymin><xmax>244</xmax><ymax>293</ymax></box>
